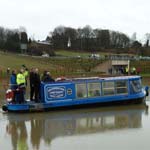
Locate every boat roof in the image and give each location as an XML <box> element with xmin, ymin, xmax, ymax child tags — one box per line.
<box><xmin>43</xmin><ymin>76</ymin><xmax>141</xmax><ymax>85</ymax></box>
<box><xmin>41</xmin><ymin>76</ymin><xmax>141</xmax><ymax>85</ymax></box>
<box><xmin>71</xmin><ymin>75</ymin><xmax>141</xmax><ymax>82</ymax></box>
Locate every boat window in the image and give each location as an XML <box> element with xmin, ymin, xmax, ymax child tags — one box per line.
<box><xmin>76</xmin><ymin>83</ymin><xmax>87</xmax><ymax>98</ymax></box>
<box><xmin>88</xmin><ymin>83</ymin><xmax>101</xmax><ymax>97</ymax></box>
<box><xmin>130</xmin><ymin>79</ymin><xmax>142</xmax><ymax>94</ymax></box>
<box><xmin>102</xmin><ymin>82</ymin><xmax>115</xmax><ymax>96</ymax></box>
<box><xmin>116</xmin><ymin>80</ymin><xmax>128</xmax><ymax>94</ymax></box>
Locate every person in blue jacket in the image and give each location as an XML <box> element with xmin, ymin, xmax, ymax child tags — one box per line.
<box><xmin>10</xmin><ymin>70</ymin><xmax>17</xmax><ymax>89</ymax></box>
<box><xmin>10</xmin><ymin>70</ymin><xmax>17</xmax><ymax>102</ymax></box>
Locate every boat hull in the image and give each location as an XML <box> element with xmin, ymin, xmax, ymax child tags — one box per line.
<box><xmin>4</xmin><ymin>96</ymin><xmax>146</xmax><ymax>113</ymax></box>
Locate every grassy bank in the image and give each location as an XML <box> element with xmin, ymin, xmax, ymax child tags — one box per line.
<box><xmin>1</xmin><ymin>51</ymin><xmax>150</xmax><ymax>77</ymax></box>
<box><xmin>0</xmin><ymin>51</ymin><xmax>103</xmax><ymax>78</ymax></box>
<box><xmin>131</xmin><ymin>60</ymin><xmax>150</xmax><ymax>74</ymax></box>
<box><xmin>55</xmin><ymin>50</ymin><xmax>106</xmax><ymax>58</ymax></box>
<box><xmin>0</xmin><ymin>51</ymin><xmax>103</xmax><ymax>101</ymax></box>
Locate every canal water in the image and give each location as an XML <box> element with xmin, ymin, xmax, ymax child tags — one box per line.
<box><xmin>0</xmin><ymin>78</ymin><xmax>150</xmax><ymax>150</ymax></box>
<box><xmin>0</xmin><ymin>101</ymin><xmax>150</xmax><ymax>150</ymax></box>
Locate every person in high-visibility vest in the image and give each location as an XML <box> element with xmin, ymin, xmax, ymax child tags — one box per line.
<box><xmin>16</xmin><ymin>69</ymin><xmax>26</xmax><ymax>103</ymax></box>
<box><xmin>17</xmin><ymin>69</ymin><xmax>26</xmax><ymax>86</ymax></box>
<box><xmin>132</xmin><ymin>67</ymin><xmax>136</xmax><ymax>75</ymax></box>
<box><xmin>125</xmin><ymin>66</ymin><xmax>129</xmax><ymax>75</ymax></box>
<box><xmin>22</xmin><ymin>65</ymin><xmax>29</xmax><ymax>87</ymax></box>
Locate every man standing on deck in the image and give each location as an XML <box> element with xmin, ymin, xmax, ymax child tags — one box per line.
<box><xmin>16</xmin><ymin>69</ymin><xmax>26</xmax><ymax>103</ymax></box>
<box><xmin>22</xmin><ymin>65</ymin><xmax>29</xmax><ymax>87</ymax></box>
<box><xmin>33</xmin><ymin>68</ymin><xmax>41</xmax><ymax>103</ymax></box>
<box><xmin>29</xmin><ymin>68</ymin><xmax>35</xmax><ymax>101</ymax></box>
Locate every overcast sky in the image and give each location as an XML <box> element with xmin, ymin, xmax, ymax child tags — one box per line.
<box><xmin>0</xmin><ymin>0</ymin><xmax>150</xmax><ymax>41</ymax></box>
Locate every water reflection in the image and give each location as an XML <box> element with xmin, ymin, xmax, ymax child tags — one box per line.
<box><xmin>6</xmin><ymin>119</ymin><xmax>28</xmax><ymax>150</ymax></box>
<box><xmin>5</xmin><ymin>104</ymin><xmax>148</xmax><ymax>150</ymax></box>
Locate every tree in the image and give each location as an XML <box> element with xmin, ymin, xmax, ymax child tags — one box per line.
<box><xmin>110</xmin><ymin>31</ymin><xmax>130</xmax><ymax>49</ymax></box>
<box><xmin>48</xmin><ymin>25</ymin><xmax>131</xmax><ymax>51</ymax></box>
<box><xmin>28</xmin><ymin>38</ymin><xmax>32</xmax><ymax>44</ymax></box>
<box><xmin>51</xmin><ymin>26</ymin><xmax>66</xmax><ymax>49</ymax></box>
<box><xmin>5</xmin><ymin>30</ymin><xmax>20</xmax><ymax>52</ymax></box>
<box><xmin>144</xmin><ymin>33</ymin><xmax>150</xmax><ymax>47</ymax></box>
<box><xmin>0</xmin><ymin>27</ymin><xmax>5</xmax><ymax>49</ymax></box>
<box><xmin>78</xmin><ymin>25</ymin><xmax>95</xmax><ymax>50</ymax></box>
<box><xmin>20</xmin><ymin>32</ymin><xmax>28</xmax><ymax>43</ymax></box>
<box><xmin>99</xmin><ymin>30</ymin><xmax>110</xmax><ymax>49</ymax></box>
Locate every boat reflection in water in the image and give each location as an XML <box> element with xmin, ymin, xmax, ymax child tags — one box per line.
<box><xmin>5</xmin><ymin>104</ymin><xmax>148</xmax><ymax>150</ymax></box>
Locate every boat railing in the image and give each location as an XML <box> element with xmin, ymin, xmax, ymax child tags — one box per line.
<box><xmin>72</xmin><ymin>77</ymin><xmax>100</xmax><ymax>81</ymax></box>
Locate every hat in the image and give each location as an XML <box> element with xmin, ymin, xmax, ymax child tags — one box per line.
<box><xmin>22</xmin><ymin>64</ymin><xmax>26</xmax><ymax>68</ymax></box>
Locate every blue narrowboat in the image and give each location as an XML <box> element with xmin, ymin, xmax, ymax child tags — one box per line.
<box><xmin>2</xmin><ymin>75</ymin><xmax>148</xmax><ymax>112</ymax></box>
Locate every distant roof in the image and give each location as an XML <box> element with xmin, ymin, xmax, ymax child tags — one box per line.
<box><xmin>36</xmin><ymin>41</ymin><xmax>52</xmax><ymax>45</ymax></box>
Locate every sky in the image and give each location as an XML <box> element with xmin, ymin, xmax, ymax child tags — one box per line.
<box><xmin>0</xmin><ymin>0</ymin><xmax>150</xmax><ymax>41</ymax></box>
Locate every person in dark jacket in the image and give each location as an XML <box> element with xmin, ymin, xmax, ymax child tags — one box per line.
<box><xmin>46</xmin><ymin>72</ymin><xmax>55</xmax><ymax>82</ymax></box>
<box><xmin>29</xmin><ymin>68</ymin><xmax>35</xmax><ymax>101</ymax></box>
<box><xmin>41</xmin><ymin>71</ymin><xmax>55</xmax><ymax>83</ymax></box>
<box><xmin>34</xmin><ymin>68</ymin><xmax>41</xmax><ymax>102</ymax></box>
<box><xmin>41</xmin><ymin>70</ymin><xmax>47</xmax><ymax>82</ymax></box>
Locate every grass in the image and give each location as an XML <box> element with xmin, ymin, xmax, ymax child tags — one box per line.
<box><xmin>55</xmin><ymin>50</ymin><xmax>107</xmax><ymax>58</ymax></box>
<box><xmin>0</xmin><ymin>51</ymin><xmax>104</xmax><ymax>101</ymax></box>
<box><xmin>55</xmin><ymin>50</ymin><xmax>92</xmax><ymax>57</ymax></box>
<box><xmin>131</xmin><ymin>60</ymin><xmax>150</xmax><ymax>74</ymax></box>
<box><xmin>1</xmin><ymin>51</ymin><xmax>150</xmax><ymax>78</ymax></box>
<box><xmin>0</xmin><ymin>51</ymin><xmax>103</xmax><ymax>78</ymax></box>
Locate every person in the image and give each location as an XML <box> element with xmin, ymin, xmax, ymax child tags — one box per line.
<box><xmin>10</xmin><ymin>70</ymin><xmax>17</xmax><ymax>90</ymax></box>
<box><xmin>137</xmin><ymin>67</ymin><xmax>141</xmax><ymax>75</ymax></box>
<box><xmin>125</xmin><ymin>66</ymin><xmax>129</xmax><ymax>75</ymax></box>
<box><xmin>41</xmin><ymin>71</ymin><xmax>55</xmax><ymax>82</ymax></box>
<box><xmin>34</xmin><ymin>68</ymin><xmax>41</xmax><ymax>102</ymax></box>
<box><xmin>10</xmin><ymin>70</ymin><xmax>17</xmax><ymax>103</ymax></box>
<box><xmin>7</xmin><ymin>67</ymin><xmax>10</xmax><ymax>75</ymax></box>
<box><xmin>22</xmin><ymin>65</ymin><xmax>29</xmax><ymax>87</ymax></box>
<box><xmin>29</xmin><ymin>68</ymin><xmax>35</xmax><ymax>101</ymax></box>
<box><xmin>16</xmin><ymin>69</ymin><xmax>26</xmax><ymax>103</ymax></box>
<box><xmin>46</xmin><ymin>72</ymin><xmax>55</xmax><ymax>82</ymax></box>
<box><xmin>41</xmin><ymin>71</ymin><xmax>47</xmax><ymax>82</ymax></box>
<box><xmin>131</xmin><ymin>67</ymin><xmax>136</xmax><ymax>75</ymax></box>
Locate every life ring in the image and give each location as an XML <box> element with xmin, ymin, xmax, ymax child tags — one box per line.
<box><xmin>6</xmin><ymin>89</ymin><xmax>14</xmax><ymax>102</ymax></box>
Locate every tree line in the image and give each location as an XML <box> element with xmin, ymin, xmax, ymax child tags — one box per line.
<box><xmin>0</xmin><ymin>26</ymin><xmax>28</xmax><ymax>52</ymax></box>
<box><xmin>47</xmin><ymin>25</ymin><xmax>146</xmax><ymax>52</ymax></box>
<box><xmin>1</xmin><ymin>25</ymin><xmax>150</xmax><ymax>55</ymax></box>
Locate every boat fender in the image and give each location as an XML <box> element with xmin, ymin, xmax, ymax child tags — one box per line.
<box><xmin>6</xmin><ymin>89</ymin><xmax>14</xmax><ymax>102</ymax></box>
<box><xmin>2</xmin><ymin>105</ymin><xmax>8</xmax><ymax>112</ymax></box>
<box><xmin>145</xmin><ymin>86</ymin><xmax>149</xmax><ymax>96</ymax></box>
<box><xmin>55</xmin><ymin>76</ymin><xmax>66</xmax><ymax>81</ymax></box>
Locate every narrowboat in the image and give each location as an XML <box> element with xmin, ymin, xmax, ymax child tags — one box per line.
<box><xmin>2</xmin><ymin>75</ymin><xmax>148</xmax><ymax>112</ymax></box>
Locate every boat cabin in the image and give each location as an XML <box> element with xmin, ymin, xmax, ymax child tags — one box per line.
<box><xmin>40</xmin><ymin>76</ymin><xmax>143</xmax><ymax>104</ymax></box>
